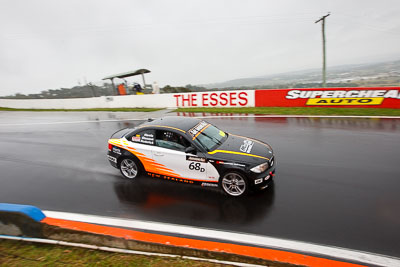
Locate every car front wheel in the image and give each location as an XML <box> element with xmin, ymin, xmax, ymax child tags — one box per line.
<box><xmin>119</xmin><ymin>158</ymin><xmax>140</xmax><ymax>179</ymax></box>
<box><xmin>220</xmin><ymin>171</ymin><xmax>248</xmax><ymax>197</ymax></box>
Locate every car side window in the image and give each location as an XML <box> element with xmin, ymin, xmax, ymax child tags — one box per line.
<box><xmin>130</xmin><ymin>129</ymin><xmax>155</xmax><ymax>145</ymax></box>
<box><xmin>155</xmin><ymin>130</ymin><xmax>190</xmax><ymax>151</ymax></box>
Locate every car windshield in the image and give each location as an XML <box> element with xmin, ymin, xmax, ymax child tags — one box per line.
<box><xmin>192</xmin><ymin>123</ymin><xmax>227</xmax><ymax>151</ymax></box>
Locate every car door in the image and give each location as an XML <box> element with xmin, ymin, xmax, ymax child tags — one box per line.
<box><xmin>151</xmin><ymin>130</ymin><xmax>209</xmax><ymax>181</ymax></box>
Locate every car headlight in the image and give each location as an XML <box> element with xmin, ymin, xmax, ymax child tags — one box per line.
<box><xmin>250</xmin><ymin>162</ymin><xmax>269</xmax><ymax>173</ymax></box>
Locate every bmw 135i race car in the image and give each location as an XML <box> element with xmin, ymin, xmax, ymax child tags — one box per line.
<box><xmin>107</xmin><ymin>116</ymin><xmax>275</xmax><ymax>197</ymax></box>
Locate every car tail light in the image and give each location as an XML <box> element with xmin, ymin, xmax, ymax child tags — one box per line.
<box><xmin>108</xmin><ymin>143</ymin><xmax>112</xmax><ymax>151</ymax></box>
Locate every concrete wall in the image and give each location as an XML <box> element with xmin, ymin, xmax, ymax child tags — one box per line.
<box><xmin>0</xmin><ymin>90</ymin><xmax>255</xmax><ymax>109</ymax></box>
<box><xmin>2</xmin><ymin>88</ymin><xmax>399</xmax><ymax>109</ymax></box>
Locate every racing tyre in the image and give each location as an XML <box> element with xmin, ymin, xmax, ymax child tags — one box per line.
<box><xmin>220</xmin><ymin>171</ymin><xmax>248</xmax><ymax>197</ymax></box>
<box><xmin>119</xmin><ymin>157</ymin><xmax>140</xmax><ymax>179</ymax></box>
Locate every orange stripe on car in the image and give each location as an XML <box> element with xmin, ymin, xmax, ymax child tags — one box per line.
<box><xmin>192</xmin><ymin>124</ymin><xmax>211</xmax><ymax>140</ymax></box>
<box><xmin>136</xmin><ymin>125</ymin><xmax>186</xmax><ymax>133</ymax></box>
<box><xmin>208</xmin><ymin>149</ymin><xmax>269</xmax><ymax>160</ymax></box>
<box><xmin>109</xmin><ymin>139</ymin><xmax>183</xmax><ymax>178</ymax></box>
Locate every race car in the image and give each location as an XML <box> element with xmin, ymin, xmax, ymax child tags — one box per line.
<box><xmin>107</xmin><ymin>116</ymin><xmax>275</xmax><ymax>197</ymax></box>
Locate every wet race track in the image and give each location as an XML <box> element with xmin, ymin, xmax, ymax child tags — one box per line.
<box><xmin>1</xmin><ymin>111</ymin><xmax>400</xmax><ymax>258</ymax></box>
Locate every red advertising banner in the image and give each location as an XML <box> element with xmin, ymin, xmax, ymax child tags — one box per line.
<box><xmin>255</xmin><ymin>87</ymin><xmax>400</xmax><ymax>108</ymax></box>
<box><xmin>172</xmin><ymin>90</ymin><xmax>254</xmax><ymax>107</ymax></box>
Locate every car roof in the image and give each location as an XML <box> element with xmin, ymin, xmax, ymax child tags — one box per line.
<box><xmin>140</xmin><ymin>116</ymin><xmax>202</xmax><ymax>133</ymax></box>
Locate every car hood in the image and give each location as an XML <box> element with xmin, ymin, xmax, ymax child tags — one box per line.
<box><xmin>208</xmin><ymin>133</ymin><xmax>273</xmax><ymax>165</ymax></box>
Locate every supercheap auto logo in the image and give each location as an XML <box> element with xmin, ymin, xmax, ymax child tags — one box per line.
<box><xmin>285</xmin><ymin>89</ymin><xmax>400</xmax><ymax>105</ymax></box>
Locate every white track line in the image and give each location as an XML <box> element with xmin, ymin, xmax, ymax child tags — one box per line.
<box><xmin>0</xmin><ymin>118</ymin><xmax>147</xmax><ymax>127</ymax></box>
<box><xmin>1</xmin><ymin>114</ymin><xmax>399</xmax><ymax>127</ymax></box>
<box><xmin>192</xmin><ymin>114</ymin><xmax>400</xmax><ymax>119</ymax></box>
<box><xmin>0</xmin><ymin>235</ymin><xmax>263</xmax><ymax>267</ymax></box>
<box><xmin>43</xmin><ymin>210</ymin><xmax>400</xmax><ymax>267</ymax></box>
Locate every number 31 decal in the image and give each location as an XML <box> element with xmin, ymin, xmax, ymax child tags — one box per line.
<box><xmin>189</xmin><ymin>162</ymin><xmax>205</xmax><ymax>172</ymax></box>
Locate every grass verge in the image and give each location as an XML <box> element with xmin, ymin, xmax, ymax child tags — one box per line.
<box><xmin>175</xmin><ymin>107</ymin><xmax>400</xmax><ymax>116</ymax></box>
<box><xmin>0</xmin><ymin>107</ymin><xmax>162</xmax><ymax>112</ymax></box>
<box><xmin>2</xmin><ymin>106</ymin><xmax>399</xmax><ymax>116</ymax></box>
<box><xmin>0</xmin><ymin>239</ymin><xmax>231</xmax><ymax>267</ymax></box>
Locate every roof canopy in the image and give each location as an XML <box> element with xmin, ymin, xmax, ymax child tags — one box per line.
<box><xmin>102</xmin><ymin>69</ymin><xmax>150</xmax><ymax>80</ymax></box>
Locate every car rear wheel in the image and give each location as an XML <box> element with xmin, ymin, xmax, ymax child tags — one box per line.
<box><xmin>119</xmin><ymin>158</ymin><xmax>140</xmax><ymax>179</ymax></box>
<box><xmin>220</xmin><ymin>172</ymin><xmax>248</xmax><ymax>197</ymax></box>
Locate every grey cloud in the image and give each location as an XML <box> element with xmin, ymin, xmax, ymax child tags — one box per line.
<box><xmin>0</xmin><ymin>0</ymin><xmax>399</xmax><ymax>95</ymax></box>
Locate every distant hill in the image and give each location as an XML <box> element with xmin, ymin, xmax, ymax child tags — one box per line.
<box><xmin>201</xmin><ymin>60</ymin><xmax>400</xmax><ymax>89</ymax></box>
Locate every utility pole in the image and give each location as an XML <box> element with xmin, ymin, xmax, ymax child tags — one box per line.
<box><xmin>315</xmin><ymin>13</ymin><xmax>330</xmax><ymax>87</ymax></box>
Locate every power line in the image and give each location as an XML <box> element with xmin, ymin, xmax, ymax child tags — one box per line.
<box><xmin>334</xmin><ymin>13</ymin><xmax>400</xmax><ymax>37</ymax></box>
<box><xmin>2</xmin><ymin>14</ymin><xmax>316</xmax><ymax>41</ymax></box>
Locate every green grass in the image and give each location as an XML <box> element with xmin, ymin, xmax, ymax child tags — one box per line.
<box><xmin>175</xmin><ymin>107</ymin><xmax>400</xmax><ymax>116</ymax></box>
<box><xmin>0</xmin><ymin>239</ymin><xmax>230</xmax><ymax>267</ymax></box>
<box><xmin>0</xmin><ymin>107</ymin><xmax>162</xmax><ymax>112</ymax></box>
<box><xmin>2</xmin><ymin>106</ymin><xmax>400</xmax><ymax>116</ymax></box>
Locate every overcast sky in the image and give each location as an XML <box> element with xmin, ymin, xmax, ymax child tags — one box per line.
<box><xmin>1</xmin><ymin>0</ymin><xmax>400</xmax><ymax>95</ymax></box>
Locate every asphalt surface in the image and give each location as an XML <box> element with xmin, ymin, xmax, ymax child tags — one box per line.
<box><xmin>1</xmin><ymin>111</ymin><xmax>400</xmax><ymax>257</ymax></box>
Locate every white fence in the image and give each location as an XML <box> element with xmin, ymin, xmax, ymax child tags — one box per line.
<box><xmin>0</xmin><ymin>90</ymin><xmax>255</xmax><ymax>109</ymax></box>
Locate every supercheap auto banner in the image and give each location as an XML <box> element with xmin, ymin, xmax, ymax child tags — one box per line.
<box><xmin>255</xmin><ymin>87</ymin><xmax>400</xmax><ymax>108</ymax></box>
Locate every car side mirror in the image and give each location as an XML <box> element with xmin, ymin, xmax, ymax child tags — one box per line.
<box><xmin>185</xmin><ymin>146</ymin><xmax>196</xmax><ymax>154</ymax></box>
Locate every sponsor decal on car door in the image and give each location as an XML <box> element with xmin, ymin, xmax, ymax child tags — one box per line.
<box><xmin>151</xmin><ymin>146</ymin><xmax>211</xmax><ymax>180</ymax></box>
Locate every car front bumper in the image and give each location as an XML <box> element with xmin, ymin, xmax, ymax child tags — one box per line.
<box><xmin>249</xmin><ymin>165</ymin><xmax>276</xmax><ymax>190</ymax></box>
